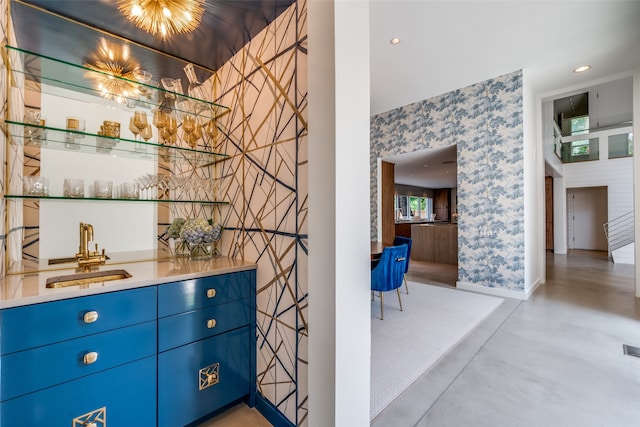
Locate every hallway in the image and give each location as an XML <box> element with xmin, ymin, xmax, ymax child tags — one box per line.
<box><xmin>373</xmin><ymin>250</ymin><xmax>640</xmax><ymax>426</ymax></box>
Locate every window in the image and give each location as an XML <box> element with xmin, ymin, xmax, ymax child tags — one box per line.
<box><xmin>395</xmin><ymin>195</ymin><xmax>432</xmax><ymax>220</ymax></box>
<box><xmin>570</xmin><ymin>116</ymin><xmax>589</xmax><ymax>135</ymax></box>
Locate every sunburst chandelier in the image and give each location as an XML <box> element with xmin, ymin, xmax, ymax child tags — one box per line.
<box><xmin>117</xmin><ymin>0</ymin><xmax>205</xmax><ymax>38</ymax></box>
<box><xmin>84</xmin><ymin>38</ymin><xmax>141</xmax><ymax>104</ymax></box>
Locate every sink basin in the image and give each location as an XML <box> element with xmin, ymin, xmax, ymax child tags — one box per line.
<box><xmin>45</xmin><ymin>269</ymin><xmax>132</xmax><ymax>288</ymax></box>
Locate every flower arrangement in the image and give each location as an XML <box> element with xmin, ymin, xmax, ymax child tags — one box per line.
<box><xmin>167</xmin><ymin>217</ymin><xmax>223</xmax><ymax>259</ymax></box>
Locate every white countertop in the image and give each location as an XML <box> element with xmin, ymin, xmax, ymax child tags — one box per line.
<box><xmin>0</xmin><ymin>256</ymin><xmax>257</xmax><ymax>309</ymax></box>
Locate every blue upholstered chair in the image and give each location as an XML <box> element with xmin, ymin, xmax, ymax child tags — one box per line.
<box><xmin>371</xmin><ymin>244</ymin><xmax>408</xmax><ymax>320</ymax></box>
<box><xmin>393</xmin><ymin>236</ymin><xmax>412</xmax><ymax>294</ymax></box>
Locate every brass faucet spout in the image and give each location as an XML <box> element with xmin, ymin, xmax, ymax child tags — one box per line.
<box><xmin>76</xmin><ymin>222</ymin><xmax>106</xmax><ymax>271</ymax></box>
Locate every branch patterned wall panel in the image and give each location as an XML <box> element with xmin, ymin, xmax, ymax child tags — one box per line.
<box><xmin>0</xmin><ymin>0</ymin><xmax>6</xmax><ymax>277</ymax></box>
<box><xmin>214</xmin><ymin>1</ymin><xmax>308</xmax><ymax>425</ymax></box>
<box><xmin>371</xmin><ymin>70</ymin><xmax>525</xmax><ymax>292</ymax></box>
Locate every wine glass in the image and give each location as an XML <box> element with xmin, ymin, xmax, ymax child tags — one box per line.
<box><xmin>204</xmin><ymin>120</ymin><xmax>216</xmax><ymax>139</ymax></box>
<box><xmin>141</xmin><ymin>125</ymin><xmax>153</xmax><ymax>142</ymax></box>
<box><xmin>153</xmin><ymin>109</ymin><xmax>166</xmax><ymax>130</ymax></box>
<box><xmin>129</xmin><ymin>116</ymin><xmax>141</xmax><ymax>141</ymax></box>
<box><xmin>188</xmin><ymin>121</ymin><xmax>203</xmax><ymax>148</ymax></box>
<box><xmin>181</xmin><ymin>114</ymin><xmax>196</xmax><ymax>146</ymax></box>
<box><xmin>133</xmin><ymin>111</ymin><xmax>148</xmax><ymax>134</ymax></box>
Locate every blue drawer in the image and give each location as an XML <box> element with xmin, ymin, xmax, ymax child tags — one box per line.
<box><xmin>158</xmin><ymin>327</ymin><xmax>251</xmax><ymax>427</ymax></box>
<box><xmin>158</xmin><ymin>271</ymin><xmax>253</xmax><ymax>318</ymax></box>
<box><xmin>158</xmin><ymin>299</ymin><xmax>250</xmax><ymax>352</ymax></box>
<box><xmin>1</xmin><ymin>286</ymin><xmax>157</xmax><ymax>355</ymax></box>
<box><xmin>1</xmin><ymin>356</ymin><xmax>157</xmax><ymax>427</ymax></box>
<box><xmin>1</xmin><ymin>320</ymin><xmax>156</xmax><ymax>401</ymax></box>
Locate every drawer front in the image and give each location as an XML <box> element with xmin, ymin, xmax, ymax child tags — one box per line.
<box><xmin>1</xmin><ymin>286</ymin><xmax>157</xmax><ymax>355</ymax></box>
<box><xmin>1</xmin><ymin>356</ymin><xmax>157</xmax><ymax>427</ymax></box>
<box><xmin>1</xmin><ymin>321</ymin><xmax>156</xmax><ymax>401</ymax></box>
<box><xmin>158</xmin><ymin>299</ymin><xmax>250</xmax><ymax>352</ymax></box>
<box><xmin>158</xmin><ymin>327</ymin><xmax>251</xmax><ymax>427</ymax></box>
<box><xmin>158</xmin><ymin>270</ymin><xmax>253</xmax><ymax>317</ymax></box>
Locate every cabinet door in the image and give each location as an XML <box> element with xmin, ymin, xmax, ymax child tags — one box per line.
<box><xmin>1</xmin><ymin>356</ymin><xmax>156</xmax><ymax>427</ymax></box>
<box><xmin>158</xmin><ymin>326</ymin><xmax>251</xmax><ymax>427</ymax></box>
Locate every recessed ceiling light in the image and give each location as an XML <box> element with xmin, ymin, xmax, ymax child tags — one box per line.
<box><xmin>423</xmin><ymin>164</ymin><xmax>429</xmax><ymax>167</ymax></box>
<box><xmin>573</xmin><ymin>65</ymin><xmax>591</xmax><ymax>73</ymax></box>
<box><xmin>390</xmin><ymin>37</ymin><xmax>401</xmax><ymax>45</ymax></box>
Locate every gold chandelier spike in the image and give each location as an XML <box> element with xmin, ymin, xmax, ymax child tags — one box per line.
<box><xmin>83</xmin><ymin>38</ymin><xmax>142</xmax><ymax>104</ymax></box>
<box><xmin>117</xmin><ymin>0</ymin><xmax>205</xmax><ymax>38</ymax></box>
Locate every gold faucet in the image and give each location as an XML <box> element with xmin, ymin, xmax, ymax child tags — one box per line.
<box><xmin>75</xmin><ymin>222</ymin><xmax>107</xmax><ymax>270</ymax></box>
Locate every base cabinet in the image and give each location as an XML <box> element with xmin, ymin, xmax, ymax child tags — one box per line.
<box><xmin>158</xmin><ymin>327</ymin><xmax>251</xmax><ymax>427</ymax></box>
<box><xmin>1</xmin><ymin>356</ymin><xmax>157</xmax><ymax>427</ymax></box>
<box><xmin>0</xmin><ymin>269</ymin><xmax>257</xmax><ymax>427</ymax></box>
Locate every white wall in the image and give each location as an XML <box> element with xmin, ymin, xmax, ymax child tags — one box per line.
<box><xmin>308</xmin><ymin>0</ymin><xmax>371</xmax><ymax>426</ymax></box>
<box><xmin>524</xmin><ymin>69</ymin><xmax>544</xmax><ymax>294</ymax></box>
<box><xmin>39</xmin><ymin>88</ymin><xmax>156</xmax><ymax>258</ymax></box>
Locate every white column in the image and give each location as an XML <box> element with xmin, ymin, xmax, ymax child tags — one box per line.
<box><xmin>308</xmin><ymin>0</ymin><xmax>372</xmax><ymax>426</ymax></box>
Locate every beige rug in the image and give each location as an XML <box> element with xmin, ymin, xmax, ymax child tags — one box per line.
<box><xmin>371</xmin><ymin>282</ymin><xmax>503</xmax><ymax>420</ymax></box>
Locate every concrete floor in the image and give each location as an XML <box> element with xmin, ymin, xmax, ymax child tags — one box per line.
<box><xmin>374</xmin><ymin>250</ymin><xmax>640</xmax><ymax>426</ymax></box>
<box><xmin>206</xmin><ymin>250</ymin><xmax>640</xmax><ymax>426</ymax></box>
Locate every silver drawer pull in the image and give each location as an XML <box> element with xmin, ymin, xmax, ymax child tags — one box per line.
<box><xmin>206</xmin><ymin>288</ymin><xmax>217</xmax><ymax>298</ymax></box>
<box><xmin>83</xmin><ymin>311</ymin><xmax>99</xmax><ymax>324</ymax></box>
<box><xmin>83</xmin><ymin>351</ymin><xmax>99</xmax><ymax>365</ymax></box>
<box><xmin>207</xmin><ymin>319</ymin><xmax>217</xmax><ymax>329</ymax></box>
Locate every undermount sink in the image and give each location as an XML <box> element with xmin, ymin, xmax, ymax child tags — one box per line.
<box><xmin>45</xmin><ymin>269</ymin><xmax>132</xmax><ymax>289</ymax></box>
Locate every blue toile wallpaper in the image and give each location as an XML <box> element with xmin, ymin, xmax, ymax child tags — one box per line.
<box><xmin>370</xmin><ymin>70</ymin><xmax>525</xmax><ymax>292</ymax></box>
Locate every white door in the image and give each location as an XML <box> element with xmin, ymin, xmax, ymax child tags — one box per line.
<box><xmin>567</xmin><ymin>187</ymin><xmax>608</xmax><ymax>250</ymax></box>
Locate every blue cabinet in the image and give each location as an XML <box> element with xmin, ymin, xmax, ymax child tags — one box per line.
<box><xmin>157</xmin><ymin>271</ymin><xmax>256</xmax><ymax>426</ymax></box>
<box><xmin>0</xmin><ymin>269</ymin><xmax>256</xmax><ymax>427</ymax></box>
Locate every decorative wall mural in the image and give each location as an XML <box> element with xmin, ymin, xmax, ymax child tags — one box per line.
<box><xmin>214</xmin><ymin>0</ymin><xmax>308</xmax><ymax>425</ymax></box>
<box><xmin>370</xmin><ymin>70</ymin><xmax>525</xmax><ymax>292</ymax></box>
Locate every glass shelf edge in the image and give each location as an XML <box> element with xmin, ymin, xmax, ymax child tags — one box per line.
<box><xmin>5</xmin><ymin>120</ymin><xmax>229</xmax><ymax>159</ymax></box>
<box><xmin>4</xmin><ymin>194</ymin><xmax>230</xmax><ymax>205</ymax></box>
<box><xmin>4</xmin><ymin>44</ymin><xmax>229</xmax><ymax>111</ymax></box>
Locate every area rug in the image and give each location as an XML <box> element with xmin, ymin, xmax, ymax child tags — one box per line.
<box><xmin>371</xmin><ymin>282</ymin><xmax>503</xmax><ymax>420</ymax></box>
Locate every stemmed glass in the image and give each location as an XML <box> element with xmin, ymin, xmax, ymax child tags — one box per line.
<box><xmin>141</xmin><ymin>125</ymin><xmax>153</xmax><ymax>142</ymax></box>
<box><xmin>189</xmin><ymin>121</ymin><xmax>203</xmax><ymax>148</ymax></box>
<box><xmin>182</xmin><ymin>114</ymin><xmax>196</xmax><ymax>146</ymax></box>
<box><xmin>134</xmin><ymin>111</ymin><xmax>148</xmax><ymax>134</ymax></box>
<box><xmin>129</xmin><ymin>117</ymin><xmax>141</xmax><ymax>141</ymax></box>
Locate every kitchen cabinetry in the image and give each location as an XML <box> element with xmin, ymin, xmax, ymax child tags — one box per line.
<box><xmin>3</xmin><ymin>44</ymin><xmax>230</xmax><ymax>273</ymax></box>
<box><xmin>0</xmin><ymin>269</ymin><xmax>257</xmax><ymax>427</ymax></box>
<box><xmin>434</xmin><ymin>189</ymin><xmax>450</xmax><ymax>221</ymax></box>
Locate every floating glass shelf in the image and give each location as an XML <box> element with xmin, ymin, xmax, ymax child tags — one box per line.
<box><xmin>4</xmin><ymin>194</ymin><xmax>229</xmax><ymax>204</ymax></box>
<box><xmin>6</xmin><ymin>120</ymin><xmax>227</xmax><ymax>164</ymax></box>
<box><xmin>5</xmin><ymin>45</ymin><xmax>229</xmax><ymax>121</ymax></box>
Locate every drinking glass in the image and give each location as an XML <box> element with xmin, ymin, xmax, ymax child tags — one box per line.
<box><xmin>133</xmin><ymin>111</ymin><xmax>148</xmax><ymax>134</ymax></box>
<box><xmin>182</xmin><ymin>114</ymin><xmax>195</xmax><ymax>145</ymax></box>
<box><xmin>129</xmin><ymin>116</ymin><xmax>141</xmax><ymax>141</ymax></box>
<box><xmin>141</xmin><ymin>125</ymin><xmax>153</xmax><ymax>142</ymax></box>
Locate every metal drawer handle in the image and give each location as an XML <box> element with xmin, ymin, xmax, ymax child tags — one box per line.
<box><xmin>207</xmin><ymin>319</ymin><xmax>217</xmax><ymax>329</ymax></box>
<box><xmin>83</xmin><ymin>351</ymin><xmax>99</xmax><ymax>365</ymax></box>
<box><xmin>83</xmin><ymin>311</ymin><xmax>99</xmax><ymax>324</ymax></box>
<box><xmin>206</xmin><ymin>288</ymin><xmax>216</xmax><ymax>298</ymax></box>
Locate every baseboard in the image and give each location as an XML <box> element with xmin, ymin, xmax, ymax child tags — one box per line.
<box><xmin>256</xmin><ymin>393</ymin><xmax>295</xmax><ymax>427</ymax></box>
<box><xmin>456</xmin><ymin>280</ymin><xmax>540</xmax><ymax>300</ymax></box>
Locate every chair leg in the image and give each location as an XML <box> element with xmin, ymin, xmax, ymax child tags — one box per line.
<box><xmin>396</xmin><ymin>288</ymin><xmax>403</xmax><ymax>311</ymax></box>
<box><xmin>380</xmin><ymin>292</ymin><xmax>384</xmax><ymax>320</ymax></box>
<box><xmin>403</xmin><ymin>275</ymin><xmax>409</xmax><ymax>294</ymax></box>
<box><xmin>371</xmin><ymin>290</ymin><xmax>374</xmax><ymax>302</ymax></box>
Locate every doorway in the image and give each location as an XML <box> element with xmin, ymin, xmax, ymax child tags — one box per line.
<box><xmin>567</xmin><ymin>187</ymin><xmax>608</xmax><ymax>251</ymax></box>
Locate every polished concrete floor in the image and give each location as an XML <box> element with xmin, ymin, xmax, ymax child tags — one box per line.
<box><xmin>205</xmin><ymin>250</ymin><xmax>640</xmax><ymax>426</ymax></box>
<box><xmin>374</xmin><ymin>250</ymin><xmax>640</xmax><ymax>426</ymax></box>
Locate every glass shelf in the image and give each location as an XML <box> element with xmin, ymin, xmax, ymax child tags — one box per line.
<box><xmin>4</xmin><ymin>194</ymin><xmax>229</xmax><ymax>205</ymax></box>
<box><xmin>6</xmin><ymin>120</ymin><xmax>227</xmax><ymax>164</ymax></box>
<box><xmin>5</xmin><ymin>45</ymin><xmax>229</xmax><ymax>121</ymax></box>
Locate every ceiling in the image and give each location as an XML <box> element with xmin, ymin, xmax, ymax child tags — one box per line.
<box><xmin>9</xmin><ymin>1</ymin><xmax>640</xmax><ymax>189</ymax></box>
<box><xmin>371</xmin><ymin>1</ymin><xmax>640</xmax><ymax>188</ymax></box>
<box><xmin>11</xmin><ymin>0</ymin><xmax>295</xmax><ymax>81</ymax></box>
